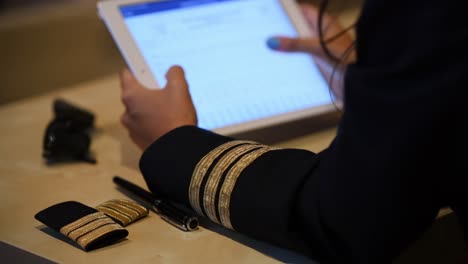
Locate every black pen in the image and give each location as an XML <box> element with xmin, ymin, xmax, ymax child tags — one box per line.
<box><xmin>113</xmin><ymin>176</ymin><xmax>199</xmax><ymax>232</ymax></box>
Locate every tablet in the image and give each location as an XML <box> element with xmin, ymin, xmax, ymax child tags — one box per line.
<box><xmin>98</xmin><ymin>0</ymin><xmax>335</xmax><ymax>136</ymax></box>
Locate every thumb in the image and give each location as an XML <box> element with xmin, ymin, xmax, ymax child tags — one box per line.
<box><xmin>165</xmin><ymin>65</ymin><xmax>189</xmax><ymax>92</ymax></box>
<box><xmin>267</xmin><ymin>36</ymin><xmax>322</xmax><ymax>55</ymax></box>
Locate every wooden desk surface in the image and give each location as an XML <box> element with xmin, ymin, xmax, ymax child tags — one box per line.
<box><xmin>0</xmin><ymin>75</ymin><xmax>336</xmax><ymax>263</ymax></box>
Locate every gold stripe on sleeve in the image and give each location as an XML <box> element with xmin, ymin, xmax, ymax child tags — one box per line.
<box><xmin>218</xmin><ymin>146</ymin><xmax>277</xmax><ymax>230</ymax></box>
<box><xmin>189</xmin><ymin>140</ymin><xmax>257</xmax><ymax>216</ymax></box>
<box><xmin>203</xmin><ymin>144</ymin><xmax>262</xmax><ymax>224</ymax></box>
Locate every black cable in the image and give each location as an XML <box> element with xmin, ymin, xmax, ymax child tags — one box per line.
<box><xmin>318</xmin><ymin>0</ymin><xmax>341</xmax><ymax>63</ymax></box>
<box><xmin>325</xmin><ymin>22</ymin><xmax>357</xmax><ymax>44</ymax></box>
<box><xmin>328</xmin><ymin>40</ymin><xmax>356</xmax><ymax>112</ymax></box>
<box><xmin>318</xmin><ymin>0</ymin><xmax>357</xmax><ymax>61</ymax></box>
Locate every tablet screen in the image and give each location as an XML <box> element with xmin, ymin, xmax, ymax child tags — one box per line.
<box><xmin>120</xmin><ymin>0</ymin><xmax>331</xmax><ymax>131</ymax></box>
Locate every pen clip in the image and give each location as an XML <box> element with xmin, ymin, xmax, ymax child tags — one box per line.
<box><xmin>153</xmin><ymin>200</ymin><xmax>199</xmax><ymax>232</ymax></box>
<box><xmin>159</xmin><ymin>214</ymin><xmax>190</xmax><ymax>232</ymax></box>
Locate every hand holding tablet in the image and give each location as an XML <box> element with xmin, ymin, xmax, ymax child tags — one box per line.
<box><xmin>120</xmin><ymin>66</ymin><xmax>197</xmax><ymax>150</ymax></box>
<box><xmin>98</xmin><ymin>0</ymin><xmax>337</xmax><ymax>137</ymax></box>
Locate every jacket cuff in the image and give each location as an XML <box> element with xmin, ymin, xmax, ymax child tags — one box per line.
<box><xmin>139</xmin><ymin>126</ymin><xmax>232</xmax><ymax>205</ymax></box>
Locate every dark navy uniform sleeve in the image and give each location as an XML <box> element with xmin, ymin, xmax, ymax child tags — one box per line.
<box><xmin>140</xmin><ymin>126</ymin><xmax>232</xmax><ymax>205</ymax></box>
<box><xmin>140</xmin><ymin>126</ymin><xmax>332</xmax><ymax>259</ymax></box>
<box><xmin>139</xmin><ymin>0</ymin><xmax>468</xmax><ymax>262</ymax></box>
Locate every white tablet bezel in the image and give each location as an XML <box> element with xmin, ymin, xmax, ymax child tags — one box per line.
<box><xmin>98</xmin><ymin>0</ymin><xmax>336</xmax><ymax>136</ymax></box>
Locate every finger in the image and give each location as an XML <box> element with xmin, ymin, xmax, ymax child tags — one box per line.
<box><xmin>121</xmin><ymin>113</ymin><xmax>144</xmax><ymax>149</ymax></box>
<box><xmin>267</xmin><ymin>37</ymin><xmax>322</xmax><ymax>55</ymax></box>
<box><xmin>165</xmin><ymin>65</ymin><xmax>189</xmax><ymax>91</ymax></box>
<box><xmin>120</xmin><ymin>111</ymin><xmax>140</xmax><ymax>145</ymax></box>
<box><xmin>165</xmin><ymin>65</ymin><xmax>185</xmax><ymax>81</ymax></box>
<box><xmin>120</xmin><ymin>68</ymin><xmax>144</xmax><ymax>107</ymax></box>
<box><xmin>120</xmin><ymin>68</ymin><xmax>145</xmax><ymax>94</ymax></box>
<box><xmin>120</xmin><ymin>68</ymin><xmax>134</xmax><ymax>89</ymax></box>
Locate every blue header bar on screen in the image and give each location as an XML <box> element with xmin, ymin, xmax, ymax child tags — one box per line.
<box><xmin>120</xmin><ymin>0</ymin><xmax>237</xmax><ymax>18</ymax></box>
